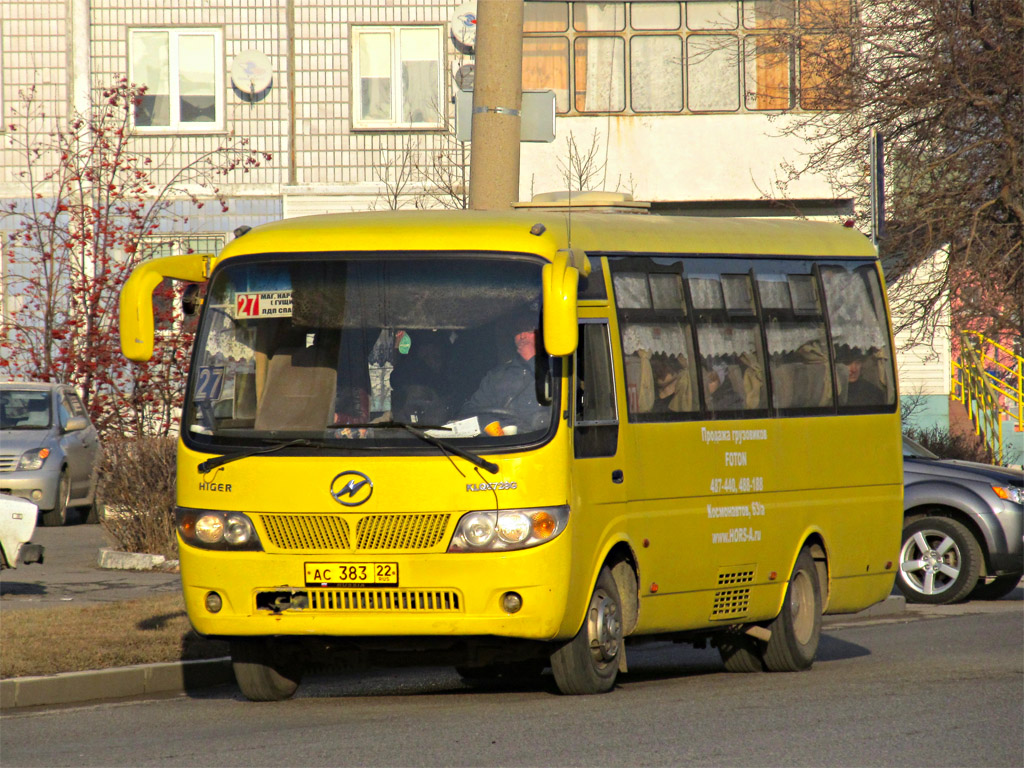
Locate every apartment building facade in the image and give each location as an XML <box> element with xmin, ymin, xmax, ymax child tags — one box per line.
<box><xmin>0</xmin><ymin>0</ymin><xmax>950</xmax><ymax>428</ymax></box>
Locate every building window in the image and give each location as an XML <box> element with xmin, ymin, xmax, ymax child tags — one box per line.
<box><xmin>522</xmin><ymin>0</ymin><xmax>851</xmax><ymax>115</ymax></box>
<box><xmin>352</xmin><ymin>26</ymin><xmax>445</xmax><ymax>129</ymax></box>
<box><xmin>129</xmin><ymin>28</ymin><xmax>224</xmax><ymax>131</ymax></box>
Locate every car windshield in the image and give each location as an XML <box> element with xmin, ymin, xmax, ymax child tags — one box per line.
<box><xmin>0</xmin><ymin>390</ymin><xmax>53</xmax><ymax>430</ymax></box>
<box><xmin>185</xmin><ymin>255</ymin><xmax>556</xmax><ymax>451</ymax></box>
<box><xmin>902</xmin><ymin>435</ymin><xmax>940</xmax><ymax>460</ymax></box>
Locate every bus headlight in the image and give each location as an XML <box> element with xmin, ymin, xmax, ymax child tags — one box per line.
<box><xmin>176</xmin><ymin>507</ymin><xmax>263</xmax><ymax>551</ymax></box>
<box><xmin>462</xmin><ymin>512</ymin><xmax>496</xmax><ymax>547</ymax></box>
<box><xmin>449</xmin><ymin>506</ymin><xmax>569</xmax><ymax>552</ymax></box>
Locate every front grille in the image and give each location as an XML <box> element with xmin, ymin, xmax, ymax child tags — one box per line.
<box><xmin>260</xmin><ymin>514</ymin><xmax>351</xmax><ymax>550</ymax></box>
<box><xmin>356</xmin><ymin>513</ymin><xmax>450</xmax><ymax>550</ymax></box>
<box><xmin>0</xmin><ymin>454</ymin><xmax>17</xmax><ymax>472</ymax></box>
<box><xmin>711</xmin><ymin>588</ymin><xmax>750</xmax><ymax>619</ymax></box>
<box><xmin>304</xmin><ymin>588</ymin><xmax>462</xmax><ymax>612</ymax></box>
<box><xmin>256</xmin><ymin>512</ymin><xmax>452</xmax><ymax>552</ymax></box>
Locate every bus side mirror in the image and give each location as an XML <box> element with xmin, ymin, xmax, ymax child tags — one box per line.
<box><xmin>120</xmin><ymin>254</ymin><xmax>210</xmax><ymax>361</ymax></box>
<box><xmin>542</xmin><ymin>254</ymin><xmax>579</xmax><ymax>357</ymax></box>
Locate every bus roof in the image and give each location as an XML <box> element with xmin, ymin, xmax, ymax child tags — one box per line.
<box><xmin>216</xmin><ymin>210</ymin><xmax>878</xmax><ymax>263</ymax></box>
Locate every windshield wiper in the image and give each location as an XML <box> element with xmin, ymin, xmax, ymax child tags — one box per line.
<box><xmin>198</xmin><ymin>438</ymin><xmax>334</xmax><ymax>474</ymax></box>
<box><xmin>337</xmin><ymin>420</ymin><xmax>498</xmax><ymax>475</ymax></box>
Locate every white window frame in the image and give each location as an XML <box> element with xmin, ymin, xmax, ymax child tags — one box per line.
<box><xmin>351</xmin><ymin>25</ymin><xmax>446</xmax><ymax>130</ymax></box>
<box><xmin>128</xmin><ymin>27</ymin><xmax>225</xmax><ymax>133</ymax></box>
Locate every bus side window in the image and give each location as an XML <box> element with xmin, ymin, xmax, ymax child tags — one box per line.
<box><xmin>574</xmin><ymin>321</ymin><xmax>618</xmax><ymax>458</ymax></box>
<box><xmin>689</xmin><ymin>273</ymin><xmax>768</xmax><ymax>417</ymax></box>
<box><xmin>758</xmin><ymin>271</ymin><xmax>835</xmax><ymax>412</ymax></box>
<box><xmin>820</xmin><ymin>264</ymin><xmax>896</xmax><ymax>411</ymax></box>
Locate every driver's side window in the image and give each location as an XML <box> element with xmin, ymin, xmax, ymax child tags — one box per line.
<box><xmin>575</xmin><ymin>321</ymin><xmax>618</xmax><ymax>458</ymax></box>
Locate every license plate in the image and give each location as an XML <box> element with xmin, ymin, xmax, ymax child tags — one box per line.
<box><xmin>304</xmin><ymin>562</ymin><xmax>399</xmax><ymax>587</ymax></box>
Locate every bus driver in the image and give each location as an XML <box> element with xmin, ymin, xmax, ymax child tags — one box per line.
<box><xmin>460</xmin><ymin>311</ymin><xmax>551</xmax><ymax>434</ymax></box>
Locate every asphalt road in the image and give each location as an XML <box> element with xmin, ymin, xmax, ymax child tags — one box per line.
<box><xmin>1</xmin><ymin>604</ymin><xmax>1021</xmax><ymax>768</ymax></box>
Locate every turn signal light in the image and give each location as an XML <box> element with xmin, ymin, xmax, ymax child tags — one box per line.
<box><xmin>531</xmin><ymin>511</ymin><xmax>557</xmax><ymax>538</ymax></box>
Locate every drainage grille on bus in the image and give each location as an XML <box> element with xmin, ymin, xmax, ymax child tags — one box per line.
<box><xmin>711</xmin><ymin>588</ymin><xmax>751</xmax><ymax>619</ymax></box>
<box><xmin>717</xmin><ymin>568</ymin><xmax>755</xmax><ymax>587</ymax></box>
<box><xmin>303</xmin><ymin>588</ymin><xmax>463</xmax><ymax>612</ymax></box>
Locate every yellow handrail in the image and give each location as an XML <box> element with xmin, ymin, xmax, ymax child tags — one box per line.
<box><xmin>951</xmin><ymin>331</ymin><xmax>1023</xmax><ymax>464</ymax></box>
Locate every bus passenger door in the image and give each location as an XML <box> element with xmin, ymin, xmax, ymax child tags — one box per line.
<box><xmin>571</xmin><ymin>320</ymin><xmax>628</xmax><ymax>547</ymax></box>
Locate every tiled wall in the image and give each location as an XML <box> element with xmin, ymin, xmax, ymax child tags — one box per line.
<box><xmin>88</xmin><ymin>0</ymin><xmax>289</xmax><ymax>191</ymax></box>
<box><xmin>0</xmin><ymin>2</ymin><xmax>70</xmax><ymax>185</ymax></box>
<box><xmin>2</xmin><ymin>1</ymin><xmax>467</xmax><ymax>197</ymax></box>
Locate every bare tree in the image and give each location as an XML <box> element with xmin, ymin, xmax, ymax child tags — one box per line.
<box><xmin>770</xmin><ymin>0</ymin><xmax>1022</xmax><ymax>342</ymax></box>
<box><xmin>372</xmin><ymin>136</ymin><xmax>420</xmax><ymax>211</ymax></box>
<box><xmin>557</xmin><ymin>129</ymin><xmax>607</xmax><ymax>192</ymax></box>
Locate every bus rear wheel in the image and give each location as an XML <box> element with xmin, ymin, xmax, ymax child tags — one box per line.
<box><xmin>550</xmin><ymin>567</ymin><xmax>623</xmax><ymax>695</ymax></box>
<box><xmin>231</xmin><ymin>639</ymin><xmax>303</xmax><ymax>702</ymax></box>
<box><xmin>763</xmin><ymin>548</ymin><xmax>822</xmax><ymax>672</ymax></box>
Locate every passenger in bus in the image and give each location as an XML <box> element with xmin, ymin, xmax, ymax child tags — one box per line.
<box><xmin>649</xmin><ymin>353</ymin><xmax>693</xmax><ymax>413</ymax></box>
<box><xmin>702</xmin><ymin>363</ymin><xmax>744</xmax><ymax>411</ymax></box>
<box><xmin>842</xmin><ymin>349</ymin><xmax>884</xmax><ymax>406</ymax></box>
<box><xmin>390</xmin><ymin>332</ymin><xmax>454</xmax><ymax>425</ymax></box>
<box><xmin>460</xmin><ymin>311</ymin><xmax>550</xmax><ymax>432</ymax></box>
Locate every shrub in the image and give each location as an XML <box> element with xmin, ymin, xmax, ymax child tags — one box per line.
<box><xmin>97</xmin><ymin>436</ymin><xmax>178</xmax><ymax>558</ymax></box>
<box><xmin>904</xmin><ymin>425</ymin><xmax>993</xmax><ymax>464</ymax></box>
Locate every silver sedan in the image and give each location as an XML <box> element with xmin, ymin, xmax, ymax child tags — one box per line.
<box><xmin>0</xmin><ymin>382</ymin><xmax>102</xmax><ymax>526</ymax></box>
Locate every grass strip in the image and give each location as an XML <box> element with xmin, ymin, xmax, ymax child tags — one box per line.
<box><xmin>0</xmin><ymin>593</ymin><xmax>229</xmax><ymax>679</ymax></box>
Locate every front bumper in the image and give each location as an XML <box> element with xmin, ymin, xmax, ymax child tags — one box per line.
<box><xmin>987</xmin><ymin>500</ymin><xmax>1023</xmax><ymax>574</ymax></box>
<box><xmin>179</xmin><ymin>533</ymin><xmax>575</xmax><ymax>642</ymax></box>
<box><xmin>0</xmin><ymin>468</ymin><xmax>60</xmax><ymax>511</ymax></box>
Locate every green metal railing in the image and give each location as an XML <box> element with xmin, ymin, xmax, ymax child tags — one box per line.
<box><xmin>951</xmin><ymin>331</ymin><xmax>1023</xmax><ymax>464</ymax></box>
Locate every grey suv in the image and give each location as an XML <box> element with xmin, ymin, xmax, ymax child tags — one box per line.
<box><xmin>0</xmin><ymin>382</ymin><xmax>101</xmax><ymax>526</ymax></box>
<box><xmin>899</xmin><ymin>435</ymin><xmax>1023</xmax><ymax>604</ymax></box>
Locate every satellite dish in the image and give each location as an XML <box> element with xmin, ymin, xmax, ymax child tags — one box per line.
<box><xmin>453</xmin><ymin>62</ymin><xmax>475</xmax><ymax>91</ymax></box>
<box><xmin>230</xmin><ymin>50</ymin><xmax>273</xmax><ymax>95</ymax></box>
<box><xmin>450</xmin><ymin>1</ymin><xmax>477</xmax><ymax>56</ymax></box>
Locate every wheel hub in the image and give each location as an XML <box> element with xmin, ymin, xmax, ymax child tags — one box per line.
<box><xmin>588</xmin><ymin>592</ymin><xmax>621</xmax><ymax>663</ymax></box>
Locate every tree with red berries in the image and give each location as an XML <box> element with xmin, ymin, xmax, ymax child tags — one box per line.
<box><xmin>1</xmin><ymin>78</ymin><xmax>270</xmax><ymax>438</ymax></box>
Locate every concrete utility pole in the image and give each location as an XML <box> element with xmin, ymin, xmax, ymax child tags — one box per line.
<box><xmin>468</xmin><ymin>0</ymin><xmax>524</xmax><ymax>210</ymax></box>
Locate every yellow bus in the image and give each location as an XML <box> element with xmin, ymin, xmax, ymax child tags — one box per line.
<box><xmin>121</xmin><ymin>209</ymin><xmax>903</xmax><ymax>700</ymax></box>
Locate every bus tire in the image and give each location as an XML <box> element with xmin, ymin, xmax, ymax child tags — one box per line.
<box><xmin>763</xmin><ymin>548</ymin><xmax>822</xmax><ymax>672</ymax></box>
<box><xmin>231</xmin><ymin>639</ymin><xmax>303</xmax><ymax>702</ymax></box>
<box><xmin>550</xmin><ymin>567</ymin><xmax>623</xmax><ymax>695</ymax></box>
<box><xmin>717</xmin><ymin>632</ymin><xmax>764</xmax><ymax>673</ymax></box>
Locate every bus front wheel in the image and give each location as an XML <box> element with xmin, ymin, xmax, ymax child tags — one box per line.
<box><xmin>763</xmin><ymin>548</ymin><xmax>822</xmax><ymax>672</ymax></box>
<box><xmin>231</xmin><ymin>639</ymin><xmax>303</xmax><ymax>702</ymax></box>
<box><xmin>550</xmin><ymin>567</ymin><xmax>623</xmax><ymax>695</ymax></box>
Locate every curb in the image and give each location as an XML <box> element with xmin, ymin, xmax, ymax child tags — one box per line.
<box><xmin>97</xmin><ymin>547</ymin><xmax>180</xmax><ymax>571</ymax></box>
<box><xmin>0</xmin><ymin>658</ymin><xmax>233</xmax><ymax>710</ymax></box>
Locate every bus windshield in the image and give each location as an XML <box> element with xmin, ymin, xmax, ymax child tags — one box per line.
<box><xmin>184</xmin><ymin>255</ymin><xmax>556</xmax><ymax>449</ymax></box>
